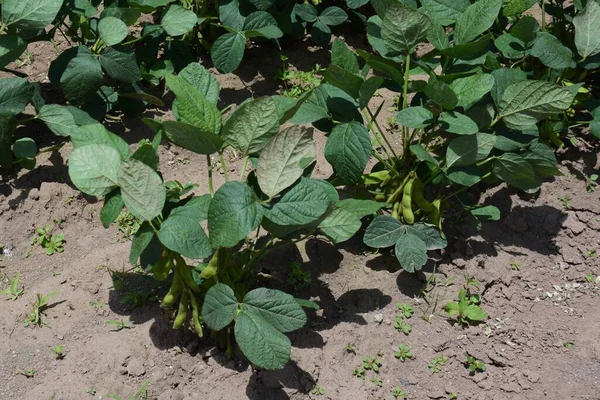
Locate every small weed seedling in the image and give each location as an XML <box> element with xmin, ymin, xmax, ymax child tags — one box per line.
<box><xmin>288</xmin><ymin>262</ymin><xmax>311</xmax><ymax>291</ymax></box>
<box><xmin>509</xmin><ymin>261</ymin><xmax>521</xmax><ymax>271</ymax></box>
<box><xmin>396</xmin><ymin>303</ymin><xmax>414</xmax><ymax>318</ymax></box>
<box><xmin>390</xmin><ymin>387</ymin><xmax>408</xmax><ymax>399</ymax></box>
<box><xmin>394</xmin><ymin>318</ymin><xmax>412</xmax><ymax>335</ymax></box>
<box><xmin>86</xmin><ymin>387</ymin><xmax>97</xmax><ymax>395</ymax></box>
<box><xmin>464</xmin><ymin>353</ymin><xmax>485</xmax><ymax>374</ymax></box>
<box><xmin>311</xmin><ymin>385</ymin><xmax>325</xmax><ymax>396</ymax></box>
<box><xmin>363</xmin><ymin>355</ymin><xmax>383</xmax><ymax>372</ymax></box>
<box><xmin>428</xmin><ymin>355</ymin><xmax>448</xmax><ymax>374</ymax></box>
<box><xmin>444</xmin><ymin>288</ymin><xmax>487</xmax><ymax>326</ymax></box>
<box><xmin>90</xmin><ymin>299</ymin><xmax>106</xmax><ymax>311</ymax></box>
<box><xmin>585</xmin><ymin>274</ymin><xmax>597</xmax><ymax>284</ymax></box>
<box><xmin>15</xmin><ymin>368</ymin><xmax>36</xmax><ymax>378</ymax></box>
<box><xmin>559</xmin><ymin>195</ymin><xmax>572</xmax><ymax>210</ymax></box>
<box><xmin>2</xmin><ymin>272</ymin><xmax>24</xmax><ymax>300</ymax></box>
<box><xmin>105</xmin><ymin>319</ymin><xmax>133</xmax><ymax>331</ymax></box>
<box><xmin>108</xmin><ymin>379</ymin><xmax>149</xmax><ymax>400</ymax></box>
<box><xmin>371</xmin><ymin>376</ymin><xmax>383</xmax><ymax>387</ymax></box>
<box><xmin>587</xmin><ymin>250</ymin><xmax>596</xmax><ymax>259</ymax></box>
<box><xmin>352</xmin><ymin>366</ymin><xmax>365</xmax><ymax>380</ymax></box>
<box><xmin>586</xmin><ymin>174</ymin><xmax>598</xmax><ymax>193</ymax></box>
<box><xmin>53</xmin><ymin>345</ymin><xmax>65</xmax><ymax>360</ymax></box>
<box><xmin>277</xmin><ymin>56</ymin><xmax>324</xmax><ymax>98</ymax></box>
<box><xmin>30</xmin><ymin>226</ymin><xmax>65</xmax><ymax>256</ymax></box>
<box><xmin>346</xmin><ymin>343</ymin><xmax>357</xmax><ymax>354</ymax></box>
<box><xmin>116</xmin><ymin>211</ymin><xmax>142</xmax><ymax>239</ymax></box>
<box><xmin>24</xmin><ymin>292</ymin><xmax>58</xmax><ymax>327</ymax></box>
<box><xmin>564</xmin><ymin>341</ymin><xmax>575</xmax><ymax>349</ymax></box>
<box><xmin>394</xmin><ymin>344</ymin><xmax>413</xmax><ymax>362</ymax></box>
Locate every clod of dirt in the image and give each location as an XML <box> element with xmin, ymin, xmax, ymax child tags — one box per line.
<box><xmin>126</xmin><ymin>358</ymin><xmax>146</xmax><ymax>376</ymax></box>
<box><xmin>560</xmin><ymin>246</ymin><xmax>584</xmax><ymax>264</ymax></box>
<box><xmin>157</xmin><ymin>389</ymin><xmax>184</xmax><ymax>400</ymax></box>
<box><xmin>561</xmin><ymin>213</ymin><xmax>587</xmax><ymax>235</ymax></box>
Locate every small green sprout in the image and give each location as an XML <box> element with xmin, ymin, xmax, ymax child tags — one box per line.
<box><xmin>464</xmin><ymin>352</ymin><xmax>485</xmax><ymax>374</ymax></box>
<box><xmin>390</xmin><ymin>387</ymin><xmax>408</xmax><ymax>399</ymax></box>
<box><xmin>394</xmin><ymin>344</ymin><xmax>413</xmax><ymax>361</ymax></box>
<box><xmin>396</xmin><ymin>303</ymin><xmax>414</xmax><ymax>318</ymax></box>
<box><xmin>363</xmin><ymin>356</ymin><xmax>382</xmax><ymax>372</ymax></box>
<box><xmin>288</xmin><ymin>262</ymin><xmax>311</xmax><ymax>291</ymax></box>
<box><xmin>15</xmin><ymin>368</ymin><xmax>36</xmax><ymax>378</ymax></box>
<box><xmin>509</xmin><ymin>261</ymin><xmax>520</xmax><ymax>271</ymax></box>
<box><xmin>53</xmin><ymin>345</ymin><xmax>65</xmax><ymax>360</ymax></box>
<box><xmin>352</xmin><ymin>366</ymin><xmax>365</xmax><ymax>379</ymax></box>
<box><xmin>2</xmin><ymin>272</ymin><xmax>24</xmax><ymax>300</ymax></box>
<box><xmin>311</xmin><ymin>385</ymin><xmax>325</xmax><ymax>396</ymax></box>
<box><xmin>444</xmin><ymin>288</ymin><xmax>487</xmax><ymax>326</ymax></box>
<box><xmin>31</xmin><ymin>226</ymin><xmax>65</xmax><ymax>256</ymax></box>
<box><xmin>24</xmin><ymin>291</ymin><xmax>58</xmax><ymax>327</ymax></box>
<box><xmin>371</xmin><ymin>376</ymin><xmax>383</xmax><ymax>387</ymax></box>
<box><xmin>346</xmin><ymin>343</ymin><xmax>357</xmax><ymax>354</ymax></box>
<box><xmin>105</xmin><ymin>319</ymin><xmax>133</xmax><ymax>331</ymax></box>
<box><xmin>428</xmin><ymin>355</ymin><xmax>448</xmax><ymax>373</ymax></box>
<box><xmin>394</xmin><ymin>318</ymin><xmax>412</xmax><ymax>335</ymax></box>
<box><xmin>564</xmin><ymin>341</ymin><xmax>575</xmax><ymax>349</ymax></box>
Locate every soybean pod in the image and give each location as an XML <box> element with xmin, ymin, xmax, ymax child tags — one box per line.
<box><xmin>172</xmin><ymin>290</ymin><xmax>189</xmax><ymax>330</ymax></box>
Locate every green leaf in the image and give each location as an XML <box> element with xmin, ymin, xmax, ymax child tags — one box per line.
<box><xmin>408</xmin><ymin>223</ymin><xmax>447</xmax><ymax>250</ymax></box>
<box><xmin>221</xmin><ymin>96</ymin><xmax>279</xmax><ymax>155</ymax></box>
<box><xmin>166</xmin><ymin>74</ymin><xmax>221</xmax><ymax>135</ymax></box>
<box><xmin>211</xmin><ymin>32</ymin><xmax>246</xmax><ymax>73</ymax></box>
<box><xmin>68</xmin><ymin>144</ymin><xmax>121</xmax><ymax>197</ymax></box>
<box><xmin>336</xmin><ymin>199</ymin><xmax>384</xmax><ymax>218</ymax></box>
<box><xmin>447</xmin><ymin>165</ymin><xmax>484</xmax><ymax>187</ymax></box>
<box><xmin>131</xmin><ymin>142</ymin><xmax>159</xmax><ymax>170</ymax></box>
<box><xmin>242</xmin><ymin>288</ymin><xmax>307</xmax><ymax>332</ymax></box>
<box><xmin>396</xmin><ymin>106</ymin><xmax>434</xmax><ymax>128</ymax></box>
<box><xmin>425</xmin><ymin>80</ymin><xmax>457</xmax><ymax>110</ymax></box>
<box><xmin>494</xmin><ymin>33</ymin><xmax>526</xmax><ymax>59</ymax></box>
<box><xmin>449</xmin><ymin>74</ymin><xmax>495</xmax><ymax>109</ymax></box>
<box><xmin>530</xmin><ymin>32</ymin><xmax>575</xmax><ymax>69</ymax></box>
<box><xmin>324</xmin><ymin>122</ymin><xmax>372</xmax><ymax>184</ymax></box>
<box><xmin>208</xmin><ymin>181</ymin><xmax>263</xmax><ymax>248</ymax></box>
<box><xmin>446</xmin><ymin>132</ymin><xmax>496</xmax><ymax>168</ymax></box>
<box><xmin>162</xmin><ymin>121</ymin><xmax>223</xmax><ymax>155</ymax></box>
<box><xmin>118</xmin><ymin>158</ymin><xmax>166</xmax><ymax>221</ymax></box>
<box><xmin>359</xmin><ymin>76</ymin><xmax>385</xmax><ymax>109</ymax></box>
<box><xmin>490</xmin><ymin>67</ymin><xmax>527</xmax><ymax>107</ymax></box>
<box><xmin>444</xmin><ymin>301</ymin><xmax>460</xmax><ymax>315</ymax></box>
<box><xmin>60</xmin><ymin>50</ymin><xmax>104</xmax><ymax>106</ymax></box>
<box><xmin>0</xmin><ymin>77</ymin><xmax>33</xmax><ymax>114</ymax></box>
<box><xmin>38</xmin><ymin>104</ymin><xmax>77</xmax><ymax>137</ymax></box>
<box><xmin>13</xmin><ymin>137</ymin><xmax>36</xmax><ymax>159</ymax></box>
<box><xmin>219</xmin><ymin>0</ymin><xmax>245</xmax><ymax>29</ymax></box>
<box><xmin>70</xmin><ymin>123</ymin><xmax>131</xmax><ymax>159</ymax></box>
<box><xmin>523</xmin><ymin>153</ymin><xmax>561</xmax><ymax>177</ymax></box>
<box><xmin>178</xmin><ymin>63</ymin><xmax>220</xmax><ymax>105</ymax></box>
<box><xmin>202</xmin><ymin>283</ymin><xmax>238</xmax><ymax>331</ymax></box>
<box><xmin>98</xmin><ymin>16</ymin><xmax>128</xmax><ymax>47</ymax></box>
<box><xmin>311</xmin><ymin>20</ymin><xmax>332</xmax><ymax>47</ymax></box>
<box><xmin>0</xmin><ymin>115</ymin><xmax>15</xmax><ymax>168</ymax></box>
<box><xmin>100</xmin><ymin>7</ymin><xmax>141</xmax><ymax>25</ymax></box>
<box><xmin>100</xmin><ymin>190</ymin><xmax>124</xmax><ymax>228</ymax></box>
<box><xmin>410</xmin><ymin>144</ymin><xmax>438</xmax><ymax>165</ymax></box>
<box><xmin>470</xmin><ymin>204</ymin><xmax>501</xmax><ymax>223</ymax></box>
<box><xmin>574</xmin><ymin>0</ymin><xmax>600</xmax><ymax>59</ymax></box>
<box><xmin>0</xmin><ymin>35</ymin><xmax>26</xmax><ymax>69</ymax></box>
<box><xmin>266</xmin><ymin>178</ymin><xmax>333</xmax><ymax>226</ymax></box>
<box><xmin>234</xmin><ymin>311</ymin><xmax>291</xmax><ymax>370</ymax></box>
<box><xmin>294</xmin><ymin>3</ymin><xmax>318</xmax><ymax>22</ymax></box>
<box><xmin>465</xmin><ymin>304</ymin><xmax>487</xmax><ymax>321</ymax></box>
<box><xmin>98</xmin><ymin>47</ymin><xmax>141</xmax><ymax>83</ymax></box>
<box><xmin>427</xmin><ymin>23</ymin><xmax>450</xmax><ymax>50</ymax></box>
<box><xmin>323</xmin><ymin>64</ymin><xmax>363</xmax><ymax>99</ymax></box>
<box><xmin>509</xmin><ymin>15</ymin><xmax>539</xmax><ymax>43</ymax></box>
<box><xmin>161</xmin><ymin>4</ymin><xmax>197</xmax><ymax>36</ymax></box>
<box><xmin>1</xmin><ymin>0</ymin><xmax>64</xmax><ymax>30</ymax></box>
<box><xmin>169</xmin><ymin>195</ymin><xmax>212</xmax><ymax>221</ymax></box>
<box><xmin>499</xmin><ymin>81</ymin><xmax>574</xmax><ymax>130</ymax></box>
<box><xmin>157</xmin><ymin>216</ymin><xmax>211</xmax><ymax>259</ymax></box>
<box><xmin>257</xmin><ymin>125</ymin><xmax>315</xmax><ymax>198</ymax></box>
<box><xmin>129</xmin><ymin>222</ymin><xmax>155</xmax><ymax>265</ymax></box>
<box><xmin>492</xmin><ymin>153</ymin><xmax>539</xmax><ymax>191</ymax></box>
<box><xmin>439</xmin><ymin>111</ymin><xmax>479</xmax><ymax>134</ymax></box>
<box><xmin>381</xmin><ymin>4</ymin><xmax>431</xmax><ymax>54</ymax></box>
<box><xmin>318</xmin><ymin>207</ymin><xmax>362</xmax><ymax>243</ymax></box>
<box><xmin>332</xmin><ymin>38</ymin><xmax>360</xmax><ymax>73</ymax></box>
<box><xmin>364</xmin><ymin>215</ymin><xmax>405</xmax><ymax>248</ymax></box>
<box><xmin>243</xmin><ymin>11</ymin><xmax>283</xmax><ymax>39</ymax></box>
<box><xmin>318</xmin><ymin>6</ymin><xmax>348</xmax><ymax>26</ymax></box>
<box><xmin>502</xmin><ymin>0</ymin><xmax>535</xmax><ymax>16</ymax></box>
<box><xmin>440</xmin><ymin>34</ymin><xmax>492</xmax><ymax>60</ymax></box>
<box><xmin>454</xmin><ymin>0</ymin><xmax>503</xmax><ymax>45</ymax></box>
<box><xmin>421</xmin><ymin>0</ymin><xmax>470</xmax><ymax>25</ymax></box>
<box><xmin>394</xmin><ymin>233</ymin><xmax>428</xmax><ymax>272</ymax></box>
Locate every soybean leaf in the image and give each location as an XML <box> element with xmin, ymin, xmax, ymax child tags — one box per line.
<box><xmin>60</xmin><ymin>50</ymin><xmax>104</xmax><ymax>106</ymax></box>
<box><xmin>221</xmin><ymin>96</ymin><xmax>279</xmax><ymax>155</ymax></box>
<box><xmin>265</xmin><ymin>178</ymin><xmax>333</xmax><ymax>226</ymax></box>
<box><xmin>364</xmin><ymin>215</ymin><xmax>406</xmax><ymax>248</ymax></box>
<box><xmin>0</xmin><ymin>116</ymin><xmax>15</xmax><ymax>168</ymax></box>
<box><xmin>169</xmin><ymin>195</ymin><xmax>212</xmax><ymax>221</ymax></box>
<box><xmin>469</xmin><ymin>204</ymin><xmax>501</xmax><ymax>224</ymax></box>
<box><xmin>332</xmin><ymin>38</ymin><xmax>360</xmax><ymax>73</ymax></box>
<box><xmin>381</xmin><ymin>4</ymin><xmax>431</xmax><ymax>54</ymax></box>
<box><xmin>319</xmin><ymin>6</ymin><xmax>347</xmax><ymax>26</ymax></box>
<box><xmin>243</xmin><ymin>11</ymin><xmax>283</xmax><ymax>39</ymax></box>
<box><xmin>574</xmin><ymin>1</ymin><xmax>600</xmax><ymax>59</ymax></box>
<box><xmin>158</xmin><ymin>216</ymin><xmax>211</xmax><ymax>259</ymax></box>
<box><xmin>294</xmin><ymin>3</ymin><xmax>318</xmax><ymax>22</ymax></box>
<box><xmin>219</xmin><ymin>0</ymin><xmax>245</xmax><ymax>29</ymax></box>
<box><xmin>446</xmin><ymin>132</ymin><xmax>496</xmax><ymax>168</ymax></box>
<box><xmin>98</xmin><ymin>17</ymin><xmax>128</xmax><ymax>46</ymax></box>
<box><xmin>446</xmin><ymin>165</ymin><xmax>483</xmax><ymax>187</ymax></box>
<box><xmin>359</xmin><ymin>76</ymin><xmax>385</xmax><ymax>109</ymax></box>
<box><xmin>100</xmin><ymin>189</ymin><xmax>124</xmax><ymax>228</ymax></box>
<box><xmin>129</xmin><ymin>222</ymin><xmax>154</xmax><ymax>265</ymax></box>
<box><xmin>242</xmin><ymin>288</ymin><xmax>307</xmax><ymax>332</ymax></box>
<box><xmin>68</xmin><ymin>144</ymin><xmax>120</xmax><ymax>197</ymax></box>
<box><xmin>395</xmin><ymin>233</ymin><xmax>428</xmax><ymax>272</ymax></box>
<box><xmin>318</xmin><ymin>208</ymin><xmax>362</xmax><ymax>243</ymax></box>
<box><xmin>425</xmin><ymin>80</ymin><xmax>457</xmax><ymax>110</ymax></box>
<box><xmin>235</xmin><ymin>311</ymin><xmax>291</xmax><ymax>370</ymax></box>
<box><xmin>311</xmin><ymin>20</ymin><xmax>332</xmax><ymax>47</ymax></box>
<box><xmin>396</xmin><ymin>106</ymin><xmax>434</xmax><ymax>128</ymax></box>
<box><xmin>427</xmin><ymin>23</ymin><xmax>450</xmax><ymax>50</ymax></box>
<box><xmin>421</xmin><ymin>0</ymin><xmax>470</xmax><ymax>25</ymax></box>
<box><xmin>324</xmin><ymin>122</ymin><xmax>372</xmax><ymax>184</ymax></box>
<box><xmin>530</xmin><ymin>32</ymin><xmax>575</xmax><ymax>69</ymax></box>
<box><xmin>70</xmin><ymin>123</ymin><xmax>131</xmax><ymax>159</ymax></box>
<box><xmin>162</xmin><ymin>121</ymin><xmax>222</xmax><ymax>155</ymax></box>
<box><xmin>502</xmin><ymin>0</ymin><xmax>535</xmax><ymax>16</ymax></box>
<box><xmin>257</xmin><ymin>125</ymin><xmax>315</xmax><ymax>198</ymax></box>
<box><xmin>492</xmin><ymin>153</ymin><xmax>539</xmax><ymax>191</ymax></box>
<box><xmin>499</xmin><ymin>80</ymin><xmax>574</xmax><ymax>130</ymax></box>
<box><xmin>494</xmin><ymin>33</ymin><xmax>526</xmax><ymax>59</ymax></box>
<box><xmin>0</xmin><ymin>77</ymin><xmax>33</xmax><ymax>114</ymax></box>
<box><xmin>38</xmin><ymin>104</ymin><xmax>78</xmax><ymax>137</ymax></box>
<box><xmin>208</xmin><ymin>181</ymin><xmax>263</xmax><ymax>248</ymax></box>
<box><xmin>439</xmin><ymin>111</ymin><xmax>479</xmax><ymax>134</ymax></box>
<box><xmin>0</xmin><ymin>35</ymin><xmax>27</xmax><ymax>69</ymax></box>
<box><xmin>408</xmin><ymin>223</ymin><xmax>447</xmax><ymax>250</ymax></box>
<box><xmin>202</xmin><ymin>283</ymin><xmax>238</xmax><ymax>331</ymax></box>
<box><xmin>449</xmin><ymin>74</ymin><xmax>495</xmax><ymax>109</ymax></box>
<box><xmin>131</xmin><ymin>142</ymin><xmax>159</xmax><ymax>170</ymax></box>
<box><xmin>13</xmin><ymin>137</ymin><xmax>36</xmax><ymax>159</ymax></box>
<box><xmin>490</xmin><ymin>68</ymin><xmax>527</xmax><ymax>107</ymax></box>
<box><xmin>211</xmin><ymin>32</ymin><xmax>246</xmax><ymax>73</ymax></box>
<box><xmin>323</xmin><ymin>64</ymin><xmax>363</xmax><ymax>99</ymax></box>
<box><xmin>454</xmin><ymin>0</ymin><xmax>502</xmax><ymax>45</ymax></box>
<box><xmin>100</xmin><ymin>7</ymin><xmax>141</xmax><ymax>25</ymax></box>
<box><xmin>1</xmin><ymin>0</ymin><xmax>64</xmax><ymax>30</ymax></box>
<box><xmin>510</xmin><ymin>15</ymin><xmax>539</xmax><ymax>43</ymax></box>
<box><xmin>179</xmin><ymin>63</ymin><xmax>220</xmax><ymax>105</ymax></box>
<box><xmin>99</xmin><ymin>47</ymin><xmax>141</xmax><ymax>83</ymax></box>
<box><xmin>161</xmin><ymin>5</ymin><xmax>197</xmax><ymax>36</ymax></box>
<box><xmin>336</xmin><ymin>199</ymin><xmax>384</xmax><ymax>218</ymax></box>
<box><xmin>118</xmin><ymin>158</ymin><xmax>166</xmax><ymax>221</ymax></box>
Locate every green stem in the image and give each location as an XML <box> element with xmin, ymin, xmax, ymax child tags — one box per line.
<box><xmin>366</xmin><ymin>107</ymin><xmax>398</xmax><ymax>159</ymax></box>
<box><xmin>219</xmin><ymin>152</ymin><xmax>229</xmax><ymax>181</ymax></box>
<box><xmin>541</xmin><ymin>0</ymin><xmax>546</xmax><ymax>31</ymax></box>
<box><xmin>37</xmin><ymin>142</ymin><xmax>67</xmax><ymax>154</ymax></box>
<box><xmin>239</xmin><ymin>155</ymin><xmax>249</xmax><ymax>181</ymax></box>
<box><xmin>402</xmin><ymin>55</ymin><xmax>412</xmax><ymax>154</ymax></box>
<box><xmin>207</xmin><ymin>155</ymin><xmax>214</xmax><ymax>196</ymax></box>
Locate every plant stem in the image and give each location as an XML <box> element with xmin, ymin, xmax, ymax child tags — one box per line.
<box><xmin>219</xmin><ymin>152</ymin><xmax>229</xmax><ymax>181</ymax></box>
<box><xmin>239</xmin><ymin>155</ymin><xmax>249</xmax><ymax>181</ymax></box>
<box><xmin>206</xmin><ymin>155</ymin><xmax>214</xmax><ymax>196</ymax></box>
<box><xmin>541</xmin><ymin>0</ymin><xmax>546</xmax><ymax>31</ymax></box>
<box><xmin>366</xmin><ymin>107</ymin><xmax>398</xmax><ymax>159</ymax></box>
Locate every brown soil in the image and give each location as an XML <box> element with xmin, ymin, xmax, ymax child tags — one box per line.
<box><xmin>1</xmin><ymin>36</ymin><xmax>600</xmax><ymax>400</ymax></box>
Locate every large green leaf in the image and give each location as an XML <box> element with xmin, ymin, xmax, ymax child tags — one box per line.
<box><xmin>211</xmin><ymin>32</ymin><xmax>246</xmax><ymax>73</ymax></box>
<box><xmin>157</xmin><ymin>216</ymin><xmax>212</xmax><ymax>259</ymax></box>
<box><xmin>381</xmin><ymin>4</ymin><xmax>431</xmax><ymax>54</ymax></box>
<box><xmin>1</xmin><ymin>0</ymin><xmax>64</xmax><ymax>30</ymax></box>
<box><xmin>265</xmin><ymin>178</ymin><xmax>333</xmax><ymax>226</ymax></box>
<box><xmin>396</xmin><ymin>106</ymin><xmax>434</xmax><ymax>128</ymax></box>
<box><xmin>439</xmin><ymin>111</ymin><xmax>479</xmax><ymax>134</ymax></box>
<box><xmin>179</xmin><ymin>63</ymin><xmax>220</xmax><ymax>105</ymax></box>
<box><xmin>0</xmin><ymin>77</ymin><xmax>33</xmax><ymax>114</ymax></box>
<box><xmin>573</xmin><ymin>1</ymin><xmax>600</xmax><ymax>59</ymax></box>
<box><xmin>363</xmin><ymin>215</ymin><xmax>406</xmax><ymax>248</ymax></box>
<box><xmin>243</xmin><ymin>11</ymin><xmax>283</xmax><ymax>39</ymax></box>
<box><xmin>118</xmin><ymin>158</ymin><xmax>166</xmax><ymax>221</ymax></box>
<box><xmin>319</xmin><ymin>6</ymin><xmax>347</xmax><ymax>26</ymax></box>
<box><xmin>492</xmin><ymin>153</ymin><xmax>539</xmax><ymax>191</ymax></box>
<box><xmin>446</xmin><ymin>132</ymin><xmax>496</xmax><ymax>168</ymax></box>
<box><xmin>530</xmin><ymin>32</ymin><xmax>575</xmax><ymax>69</ymax></box>
<box><xmin>242</xmin><ymin>288</ymin><xmax>306</xmax><ymax>332</ymax></box>
<box><xmin>499</xmin><ymin>80</ymin><xmax>574</xmax><ymax>130</ymax></box>
<box><xmin>421</xmin><ymin>0</ymin><xmax>470</xmax><ymax>25</ymax></box>
<box><xmin>161</xmin><ymin>4</ymin><xmax>197</xmax><ymax>36</ymax></box>
<box><xmin>162</xmin><ymin>121</ymin><xmax>223</xmax><ymax>155</ymax></box>
<box><xmin>221</xmin><ymin>96</ymin><xmax>279</xmax><ymax>155</ymax></box>
<box><xmin>323</xmin><ymin>64</ymin><xmax>363</xmax><ymax>99</ymax></box>
<box><xmin>394</xmin><ymin>232</ymin><xmax>428</xmax><ymax>272</ymax></box>
<box><xmin>318</xmin><ymin>207</ymin><xmax>362</xmax><ymax>243</ymax></box>
<box><xmin>324</xmin><ymin>122</ymin><xmax>372</xmax><ymax>184</ymax></box>
<box><xmin>0</xmin><ymin>116</ymin><xmax>15</xmax><ymax>168</ymax></box>
<box><xmin>257</xmin><ymin>125</ymin><xmax>315</xmax><ymax>199</ymax></box>
<box><xmin>409</xmin><ymin>223</ymin><xmax>447</xmax><ymax>250</ymax></box>
<box><xmin>13</xmin><ymin>137</ymin><xmax>36</xmax><ymax>159</ymax></box>
<box><xmin>38</xmin><ymin>104</ymin><xmax>78</xmax><ymax>137</ymax></box>
<box><xmin>490</xmin><ymin>67</ymin><xmax>527</xmax><ymax>107</ymax></box>
<box><xmin>166</xmin><ymin>74</ymin><xmax>221</xmax><ymax>135</ymax></box>
<box><xmin>332</xmin><ymin>38</ymin><xmax>360</xmax><ymax>73</ymax></box>
<box><xmin>454</xmin><ymin>0</ymin><xmax>502</xmax><ymax>45</ymax></box>
<box><xmin>100</xmin><ymin>189</ymin><xmax>124</xmax><ymax>228</ymax></box>
<box><xmin>235</xmin><ymin>311</ymin><xmax>291</xmax><ymax>370</ymax></box>
<box><xmin>0</xmin><ymin>35</ymin><xmax>27</xmax><ymax>69</ymax></box>
<box><xmin>208</xmin><ymin>181</ymin><xmax>263</xmax><ymax>248</ymax></box>
<box><xmin>449</xmin><ymin>74</ymin><xmax>495</xmax><ymax>109</ymax></box>
<box><xmin>336</xmin><ymin>199</ymin><xmax>385</xmax><ymax>218</ymax></box>
<box><xmin>68</xmin><ymin>144</ymin><xmax>120</xmax><ymax>196</ymax></box>
<box><xmin>60</xmin><ymin>50</ymin><xmax>104</xmax><ymax>106</ymax></box>
<box><xmin>425</xmin><ymin>80</ymin><xmax>457</xmax><ymax>110</ymax></box>
<box><xmin>502</xmin><ymin>0</ymin><xmax>535</xmax><ymax>16</ymax></box>
<box><xmin>98</xmin><ymin>47</ymin><xmax>141</xmax><ymax>83</ymax></box>
<box><xmin>202</xmin><ymin>284</ymin><xmax>238</xmax><ymax>331</ymax></box>
<box><xmin>219</xmin><ymin>0</ymin><xmax>245</xmax><ymax>29</ymax></box>
<box><xmin>98</xmin><ymin>16</ymin><xmax>128</xmax><ymax>46</ymax></box>
<box><xmin>169</xmin><ymin>195</ymin><xmax>212</xmax><ymax>221</ymax></box>
<box><xmin>70</xmin><ymin>123</ymin><xmax>131</xmax><ymax>159</ymax></box>
<box><xmin>100</xmin><ymin>7</ymin><xmax>141</xmax><ymax>25</ymax></box>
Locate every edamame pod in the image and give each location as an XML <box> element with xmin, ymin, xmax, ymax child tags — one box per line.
<box><xmin>161</xmin><ymin>273</ymin><xmax>183</xmax><ymax>308</ymax></box>
<box><xmin>401</xmin><ymin>179</ymin><xmax>415</xmax><ymax>224</ymax></box>
<box><xmin>172</xmin><ymin>290</ymin><xmax>189</xmax><ymax>330</ymax></box>
<box><xmin>413</xmin><ymin>178</ymin><xmax>434</xmax><ymax>212</ymax></box>
<box><xmin>189</xmin><ymin>294</ymin><xmax>204</xmax><ymax>337</ymax></box>
<box><xmin>153</xmin><ymin>257</ymin><xmax>171</xmax><ymax>281</ymax></box>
